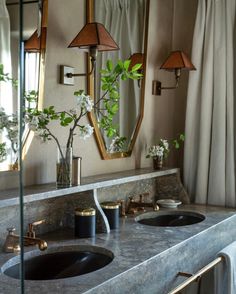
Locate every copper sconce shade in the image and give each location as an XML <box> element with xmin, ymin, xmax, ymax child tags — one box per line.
<box><xmin>68</xmin><ymin>22</ymin><xmax>119</xmax><ymax>52</ymax></box>
<box><xmin>129</xmin><ymin>53</ymin><xmax>144</xmax><ymax>71</ymax></box>
<box><xmin>152</xmin><ymin>50</ymin><xmax>196</xmax><ymax>95</ymax></box>
<box><xmin>24</xmin><ymin>30</ymin><xmax>40</xmax><ymax>53</ymax></box>
<box><xmin>60</xmin><ymin>22</ymin><xmax>119</xmax><ymax>85</ymax></box>
<box><xmin>24</xmin><ymin>28</ymin><xmax>47</xmax><ymax>53</ymax></box>
<box><xmin>160</xmin><ymin>51</ymin><xmax>196</xmax><ymax>71</ymax></box>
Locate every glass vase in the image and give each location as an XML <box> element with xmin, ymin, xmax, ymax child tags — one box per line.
<box><xmin>56</xmin><ymin>146</ymin><xmax>72</xmax><ymax>188</ymax></box>
<box><xmin>153</xmin><ymin>156</ymin><xmax>163</xmax><ymax>170</ymax></box>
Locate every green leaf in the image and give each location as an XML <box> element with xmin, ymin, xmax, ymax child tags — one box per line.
<box><xmin>74</xmin><ymin>90</ymin><xmax>84</xmax><ymax>96</ymax></box>
<box><xmin>102</xmin><ymin>84</ymin><xmax>109</xmax><ymax>91</ymax></box>
<box><xmin>106</xmin><ymin>60</ymin><xmax>113</xmax><ymax>72</ymax></box>
<box><xmin>111</xmin><ymin>103</ymin><xmax>118</xmax><ymax>113</ymax></box>
<box><xmin>124</xmin><ymin>60</ymin><xmax>131</xmax><ymax>71</ymax></box>
<box><xmin>180</xmin><ymin>133</ymin><xmax>185</xmax><ymax>141</ymax></box>
<box><xmin>107</xmin><ymin>128</ymin><xmax>116</xmax><ymax>137</ymax></box>
<box><xmin>131</xmin><ymin>63</ymin><xmax>142</xmax><ymax>71</ymax></box>
<box><xmin>100</xmin><ymin>69</ymin><xmax>109</xmax><ymax>75</ymax></box>
<box><xmin>121</xmin><ymin>73</ymin><xmax>127</xmax><ymax>81</ymax></box>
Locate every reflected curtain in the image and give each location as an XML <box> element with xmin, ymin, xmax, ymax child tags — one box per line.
<box><xmin>184</xmin><ymin>0</ymin><xmax>236</xmax><ymax>206</ymax></box>
<box><xmin>94</xmin><ymin>0</ymin><xmax>145</xmax><ymax>149</ymax></box>
<box><xmin>0</xmin><ymin>0</ymin><xmax>12</xmax><ymax>114</ymax></box>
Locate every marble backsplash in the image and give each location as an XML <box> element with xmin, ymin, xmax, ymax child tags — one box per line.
<box><xmin>0</xmin><ymin>178</ymin><xmax>156</xmax><ymax>249</ymax></box>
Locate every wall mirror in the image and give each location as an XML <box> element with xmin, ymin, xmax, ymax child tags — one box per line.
<box><xmin>0</xmin><ymin>0</ymin><xmax>47</xmax><ymax>171</ymax></box>
<box><xmin>87</xmin><ymin>0</ymin><xmax>149</xmax><ymax>159</ymax></box>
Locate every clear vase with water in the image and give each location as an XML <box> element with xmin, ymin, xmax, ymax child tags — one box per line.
<box><xmin>56</xmin><ymin>146</ymin><xmax>72</xmax><ymax>188</ymax></box>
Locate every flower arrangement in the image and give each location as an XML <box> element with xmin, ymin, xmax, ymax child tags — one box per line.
<box><xmin>146</xmin><ymin>135</ymin><xmax>185</xmax><ymax>169</ymax></box>
<box><xmin>146</xmin><ymin>139</ymin><xmax>169</xmax><ymax>159</ymax></box>
<box><xmin>25</xmin><ymin>59</ymin><xmax>142</xmax><ymax>187</ymax></box>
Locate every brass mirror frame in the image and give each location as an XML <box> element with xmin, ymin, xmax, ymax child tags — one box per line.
<box><xmin>22</xmin><ymin>0</ymin><xmax>48</xmax><ymax>159</ymax></box>
<box><xmin>86</xmin><ymin>0</ymin><xmax>150</xmax><ymax>160</ymax></box>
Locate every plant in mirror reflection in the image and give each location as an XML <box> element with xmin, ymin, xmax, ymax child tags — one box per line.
<box><xmin>0</xmin><ymin>64</ymin><xmax>19</xmax><ymax>166</ymax></box>
<box><xmin>97</xmin><ymin>59</ymin><xmax>143</xmax><ymax>140</ymax></box>
<box><xmin>0</xmin><ymin>142</ymin><xmax>7</xmax><ymax>163</ymax></box>
<box><xmin>108</xmin><ymin>136</ymin><xmax>127</xmax><ymax>153</ymax></box>
<box><xmin>0</xmin><ymin>64</ymin><xmax>18</xmax><ymax>88</ymax></box>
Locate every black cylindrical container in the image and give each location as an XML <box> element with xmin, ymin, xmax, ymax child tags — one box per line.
<box><xmin>74</xmin><ymin>208</ymin><xmax>96</xmax><ymax>238</ymax></box>
<box><xmin>101</xmin><ymin>202</ymin><xmax>119</xmax><ymax>229</ymax></box>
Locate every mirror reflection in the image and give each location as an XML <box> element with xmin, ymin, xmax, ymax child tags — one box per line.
<box><xmin>87</xmin><ymin>0</ymin><xmax>149</xmax><ymax>159</ymax></box>
<box><xmin>0</xmin><ymin>0</ymin><xmax>47</xmax><ymax>171</ymax></box>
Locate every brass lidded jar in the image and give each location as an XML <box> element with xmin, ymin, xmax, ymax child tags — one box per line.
<box><xmin>101</xmin><ymin>202</ymin><xmax>119</xmax><ymax>230</ymax></box>
<box><xmin>74</xmin><ymin>208</ymin><xmax>96</xmax><ymax>238</ymax></box>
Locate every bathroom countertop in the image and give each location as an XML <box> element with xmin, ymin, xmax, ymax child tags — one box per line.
<box><xmin>0</xmin><ymin>204</ymin><xmax>236</xmax><ymax>294</ymax></box>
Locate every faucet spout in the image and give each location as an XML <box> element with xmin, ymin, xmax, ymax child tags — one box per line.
<box><xmin>23</xmin><ymin>236</ymin><xmax>48</xmax><ymax>251</ymax></box>
<box><xmin>3</xmin><ymin>228</ymin><xmax>47</xmax><ymax>253</ymax></box>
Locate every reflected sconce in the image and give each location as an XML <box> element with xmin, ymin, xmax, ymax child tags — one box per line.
<box><xmin>129</xmin><ymin>53</ymin><xmax>144</xmax><ymax>88</ymax></box>
<box><xmin>60</xmin><ymin>22</ymin><xmax>119</xmax><ymax>85</ymax></box>
<box><xmin>24</xmin><ymin>30</ymin><xmax>40</xmax><ymax>53</ymax></box>
<box><xmin>152</xmin><ymin>50</ymin><xmax>196</xmax><ymax>95</ymax></box>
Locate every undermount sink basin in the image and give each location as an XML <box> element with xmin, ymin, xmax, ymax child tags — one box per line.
<box><xmin>2</xmin><ymin>245</ymin><xmax>114</xmax><ymax>280</ymax></box>
<box><xmin>136</xmin><ymin>211</ymin><xmax>205</xmax><ymax>227</ymax></box>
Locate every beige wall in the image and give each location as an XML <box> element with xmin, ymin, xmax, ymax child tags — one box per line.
<box><xmin>0</xmin><ymin>0</ymin><xmax>198</xmax><ymax>189</ymax></box>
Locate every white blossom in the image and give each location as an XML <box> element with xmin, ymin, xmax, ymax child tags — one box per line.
<box><xmin>79</xmin><ymin>124</ymin><xmax>94</xmax><ymax>140</ymax></box>
<box><xmin>147</xmin><ymin>138</ymin><xmax>170</xmax><ymax>159</ymax></box>
<box><xmin>38</xmin><ymin>113</ymin><xmax>48</xmax><ymax>121</ymax></box>
<box><xmin>147</xmin><ymin>145</ymin><xmax>164</xmax><ymax>158</ymax></box>
<box><xmin>75</xmin><ymin>91</ymin><xmax>94</xmax><ymax>112</ymax></box>
<box><xmin>28</xmin><ymin>116</ymin><xmax>39</xmax><ymax>131</ymax></box>
<box><xmin>108</xmin><ymin>136</ymin><xmax>121</xmax><ymax>153</ymax></box>
<box><xmin>160</xmin><ymin>139</ymin><xmax>169</xmax><ymax>151</ymax></box>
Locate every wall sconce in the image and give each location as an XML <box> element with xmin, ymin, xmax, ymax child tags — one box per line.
<box><xmin>152</xmin><ymin>50</ymin><xmax>196</xmax><ymax>95</ymax></box>
<box><xmin>24</xmin><ymin>30</ymin><xmax>40</xmax><ymax>52</ymax></box>
<box><xmin>129</xmin><ymin>53</ymin><xmax>144</xmax><ymax>88</ymax></box>
<box><xmin>60</xmin><ymin>22</ymin><xmax>119</xmax><ymax>85</ymax></box>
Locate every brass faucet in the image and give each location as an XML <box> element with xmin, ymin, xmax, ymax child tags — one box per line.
<box><xmin>3</xmin><ymin>225</ymin><xmax>47</xmax><ymax>253</ymax></box>
<box><xmin>127</xmin><ymin>193</ymin><xmax>159</xmax><ymax>214</ymax></box>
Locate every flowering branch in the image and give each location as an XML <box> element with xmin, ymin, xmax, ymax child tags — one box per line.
<box><xmin>146</xmin><ymin>135</ymin><xmax>185</xmax><ymax>160</ymax></box>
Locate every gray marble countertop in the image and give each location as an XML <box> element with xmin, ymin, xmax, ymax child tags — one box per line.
<box><xmin>0</xmin><ymin>168</ymin><xmax>178</xmax><ymax>208</ymax></box>
<box><xmin>0</xmin><ymin>204</ymin><xmax>236</xmax><ymax>294</ymax></box>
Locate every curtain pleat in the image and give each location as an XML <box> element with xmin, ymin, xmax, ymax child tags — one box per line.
<box><xmin>184</xmin><ymin>0</ymin><xmax>236</xmax><ymax>207</ymax></box>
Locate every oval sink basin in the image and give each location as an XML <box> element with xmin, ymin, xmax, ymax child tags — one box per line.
<box><xmin>2</xmin><ymin>245</ymin><xmax>114</xmax><ymax>280</ymax></box>
<box><xmin>136</xmin><ymin>211</ymin><xmax>205</xmax><ymax>227</ymax></box>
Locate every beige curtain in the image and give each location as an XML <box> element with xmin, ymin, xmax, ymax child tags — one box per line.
<box><xmin>184</xmin><ymin>0</ymin><xmax>236</xmax><ymax>206</ymax></box>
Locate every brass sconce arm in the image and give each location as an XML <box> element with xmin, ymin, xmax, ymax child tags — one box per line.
<box><xmin>152</xmin><ymin>68</ymin><xmax>181</xmax><ymax>95</ymax></box>
<box><xmin>66</xmin><ymin>47</ymin><xmax>98</xmax><ymax>78</ymax></box>
<box><xmin>152</xmin><ymin>51</ymin><xmax>196</xmax><ymax>96</ymax></box>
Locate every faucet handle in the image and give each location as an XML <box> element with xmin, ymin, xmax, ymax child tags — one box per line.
<box><xmin>31</xmin><ymin>219</ymin><xmax>46</xmax><ymax>226</ymax></box>
<box><xmin>27</xmin><ymin>219</ymin><xmax>45</xmax><ymax>238</ymax></box>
